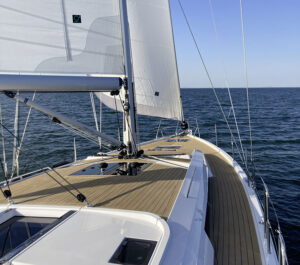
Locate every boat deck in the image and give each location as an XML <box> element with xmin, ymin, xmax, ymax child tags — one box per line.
<box><xmin>0</xmin><ymin>158</ymin><xmax>186</xmax><ymax>219</ymax></box>
<box><xmin>143</xmin><ymin>136</ymin><xmax>262</xmax><ymax>265</ymax></box>
<box><xmin>0</xmin><ymin>135</ymin><xmax>262</xmax><ymax>264</ymax></box>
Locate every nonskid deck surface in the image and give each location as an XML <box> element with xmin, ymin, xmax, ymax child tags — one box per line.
<box><xmin>143</xmin><ymin>136</ymin><xmax>262</xmax><ymax>265</ymax></box>
<box><xmin>0</xmin><ymin>135</ymin><xmax>262</xmax><ymax>264</ymax></box>
<box><xmin>205</xmin><ymin>155</ymin><xmax>262</xmax><ymax>265</ymax></box>
<box><xmin>0</xmin><ymin>158</ymin><xmax>186</xmax><ymax>219</ymax></box>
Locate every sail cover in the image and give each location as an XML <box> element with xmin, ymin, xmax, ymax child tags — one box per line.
<box><xmin>0</xmin><ymin>0</ymin><xmax>124</xmax><ymax>75</ymax></box>
<box><xmin>97</xmin><ymin>0</ymin><xmax>183</xmax><ymax>120</ymax></box>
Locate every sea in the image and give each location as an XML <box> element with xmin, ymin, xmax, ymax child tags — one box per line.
<box><xmin>0</xmin><ymin>88</ymin><xmax>299</xmax><ymax>264</ymax></box>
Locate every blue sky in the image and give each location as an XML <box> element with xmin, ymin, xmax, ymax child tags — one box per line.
<box><xmin>170</xmin><ymin>0</ymin><xmax>300</xmax><ymax>88</ymax></box>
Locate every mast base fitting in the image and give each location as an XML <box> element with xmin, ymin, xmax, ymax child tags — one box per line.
<box><xmin>3</xmin><ymin>190</ymin><xmax>12</xmax><ymax>199</ymax></box>
<box><xmin>76</xmin><ymin>193</ymin><xmax>86</xmax><ymax>203</ymax></box>
<box><xmin>181</xmin><ymin>121</ymin><xmax>188</xmax><ymax>131</ymax></box>
<box><xmin>135</xmin><ymin>149</ymin><xmax>144</xmax><ymax>158</ymax></box>
<box><xmin>118</xmin><ymin>149</ymin><xmax>127</xmax><ymax>159</ymax></box>
<box><xmin>117</xmin><ymin>143</ymin><xmax>127</xmax><ymax>151</ymax></box>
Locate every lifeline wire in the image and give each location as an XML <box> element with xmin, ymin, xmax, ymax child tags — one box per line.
<box><xmin>178</xmin><ymin>0</ymin><xmax>245</xmax><ymax>165</ymax></box>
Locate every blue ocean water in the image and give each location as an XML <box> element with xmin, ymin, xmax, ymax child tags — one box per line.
<box><xmin>0</xmin><ymin>88</ymin><xmax>299</xmax><ymax>264</ymax></box>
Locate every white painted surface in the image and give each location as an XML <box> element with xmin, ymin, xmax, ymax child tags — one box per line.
<box><xmin>161</xmin><ymin>150</ymin><xmax>214</xmax><ymax>265</ymax></box>
<box><xmin>190</xmin><ymin>135</ymin><xmax>279</xmax><ymax>265</ymax></box>
<box><xmin>0</xmin><ymin>206</ymin><xmax>169</xmax><ymax>265</ymax></box>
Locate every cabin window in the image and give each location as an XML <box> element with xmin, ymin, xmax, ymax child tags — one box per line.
<box><xmin>0</xmin><ymin>211</ymin><xmax>74</xmax><ymax>263</ymax></box>
<box><xmin>109</xmin><ymin>238</ymin><xmax>157</xmax><ymax>265</ymax></box>
<box><xmin>0</xmin><ymin>216</ymin><xmax>56</xmax><ymax>258</ymax></box>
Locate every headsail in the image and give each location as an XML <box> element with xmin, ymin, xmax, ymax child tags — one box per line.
<box><xmin>97</xmin><ymin>0</ymin><xmax>183</xmax><ymax>120</ymax></box>
<box><xmin>0</xmin><ymin>0</ymin><xmax>124</xmax><ymax>76</ymax></box>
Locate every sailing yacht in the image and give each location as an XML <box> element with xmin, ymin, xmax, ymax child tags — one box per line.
<box><xmin>0</xmin><ymin>0</ymin><xmax>288</xmax><ymax>264</ymax></box>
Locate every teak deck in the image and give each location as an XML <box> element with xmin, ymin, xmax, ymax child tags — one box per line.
<box><xmin>0</xmin><ymin>135</ymin><xmax>262</xmax><ymax>265</ymax></box>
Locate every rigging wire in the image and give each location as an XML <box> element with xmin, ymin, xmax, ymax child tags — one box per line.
<box><xmin>0</xmin><ymin>101</ymin><xmax>7</xmax><ymax>178</ymax></box>
<box><xmin>99</xmin><ymin>99</ymin><xmax>102</xmax><ymax>151</ymax></box>
<box><xmin>0</xmin><ymin>120</ymin><xmax>92</xmax><ymax>206</ymax></box>
<box><xmin>58</xmin><ymin>122</ymin><xmax>113</xmax><ymax>151</ymax></box>
<box><xmin>89</xmin><ymin>92</ymin><xmax>102</xmax><ymax>150</ymax></box>
<box><xmin>12</xmin><ymin>91</ymin><xmax>20</xmax><ymax>175</ymax></box>
<box><xmin>208</xmin><ymin>0</ymin><xmax>248</xmax><ymax>169</ymax></box>
<box><xmin>11</xmin><ymin>92</ymin><xmax>36</xmax><ymax>178</ymax></box>
<box><xmin>177</xmin><ymin>0</ymin><xmax>245</xmax><ymax>165</ymax></box>
<box><xmin>239</xmin><ymin>0</ymin><xmax>253</xmax><ymax>166</ymax></box>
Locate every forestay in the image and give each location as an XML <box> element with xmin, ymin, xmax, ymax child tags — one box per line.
<box><xmin>0</xmin><ymin>0</ymin><xmax>124</xmax><ymax>75</ymax></box>
<box><xmin>97</xmin><ymin>0</ymin><xmax>183</xmax><ymax>120</ymax></box>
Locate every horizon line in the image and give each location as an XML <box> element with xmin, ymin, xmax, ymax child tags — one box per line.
<box><xmin>181</xmin><ymin>86</ymin><xmax>300</xmax><ymax>89</ymax></box>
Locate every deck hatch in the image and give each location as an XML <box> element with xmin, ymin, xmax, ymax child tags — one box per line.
<box><xmin>166</xmin><ymin>139</ymin><xmax>188</xmax><ymax>142</ymax></box>
<box><xmin>152</xmin><ymin>145</ymin><xmax>181</xmax><ymax>151</ymax></box>
<box><xmin>70</xmin><ymin>163</ymin><xmax>119</xmax><ymax>176</ymax></box>
<box><xmin>109</xmin><ymin>237</ymin><xmax>157</xmax><ymax>265</ymax></box>
<box><xmin>71</xmin><ymin>163</ymin><xmax>148</xmax><ymax>176</ymax></box>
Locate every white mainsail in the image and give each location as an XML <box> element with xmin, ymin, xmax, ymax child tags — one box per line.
<box><xmin>97</xmin><ymin>0</ymin><xmax>183</xmax><ymax>120</ymax></box>
<box><xmin>0</xmin><ymin>0</ymin><xmax>124</xmax><ymax>75</ymax></box>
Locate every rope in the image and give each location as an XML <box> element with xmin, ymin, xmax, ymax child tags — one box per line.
<box><xmin>178</xmin><ymin>0</ymin><xmax>245</xmax><ymax>165</ymax></box>
<box><xmin>239</xmin><ymin>0</ymin><xmax>253</xmax><ymax>164</ymax></box>
<box><xmin>89</xmin><ymin>92</ymin><xmax>102</xmax><ymax>150</ymax></box>
<box><xmin>118</xmin><ymin>94</ymin><xmax>138</xmax><ymax>152</ymax></box>
<box><xmin>208</xmin><ymin>0</ymin><xmax>248</xmax><ymax>167</ymax></box>
<box><xmin>113</xmin><ymin>95</ymin><xmax>121</xmax><ymax>141</ymax></box>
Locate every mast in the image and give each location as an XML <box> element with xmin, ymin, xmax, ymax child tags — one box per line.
<box><xmin>119</xmin><ymin>0</ymin><xmax>137</xmax><ymax>155</ymax></box>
